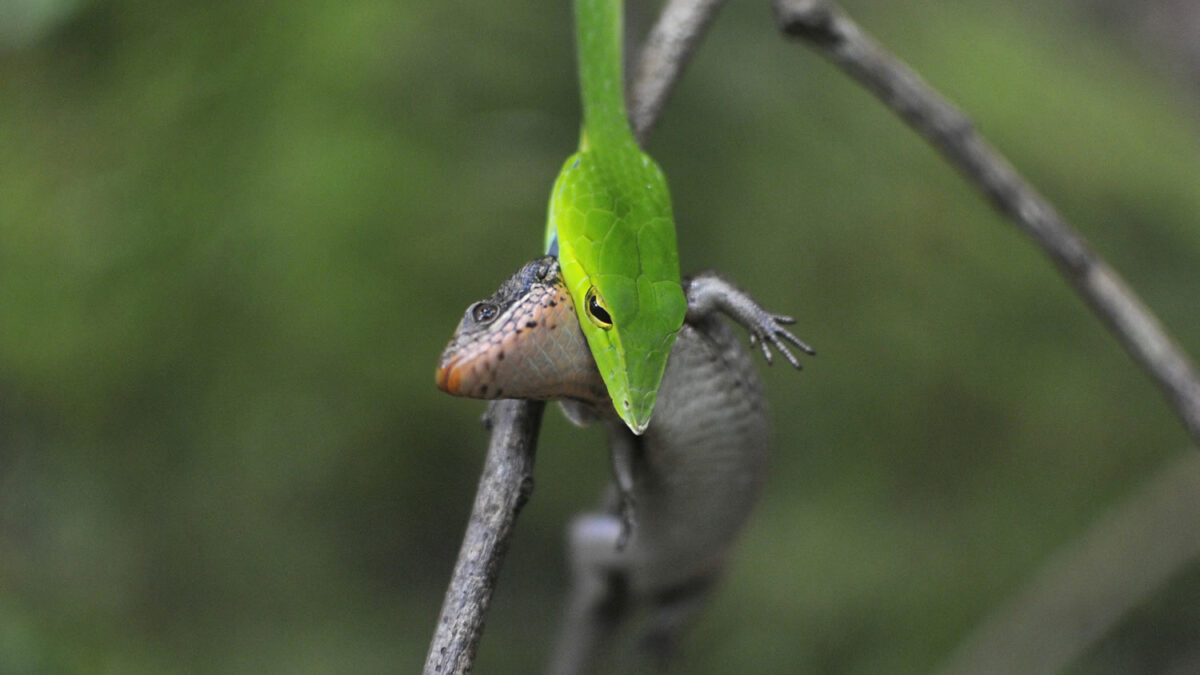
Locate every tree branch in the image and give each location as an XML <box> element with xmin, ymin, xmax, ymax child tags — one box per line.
<box><xmin>772</xmin><ymin>0</ymin><xmax>1200</xmax><ymax>447</ymax></box>
<box><xmin>422</xmin><ymin>2</ymin><xmax>727</xmax><ymax>673</ymax></box>
<box><xmin>424</xmin><ymin>400</ymin><xmax>545</xmax><ymax>675</ymax></box>
<box><xmin>629</xmin><ymin>0</ymin><xmax>730</xmax><ymax>147</ymax></box>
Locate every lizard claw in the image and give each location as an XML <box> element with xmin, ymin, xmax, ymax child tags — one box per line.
<box><xmin>749</xmin><ymin>312</ymin><xmax>815</xmax><ymax>369</ymax></box>
<box><xmin>758</xmin><ymin>337</ymin><xmax>774</xmax><ymax>365</ymax></box>
<box><xmin>616</xmin><ymin>493</ymin><xmax>637</xmax><ymax>551</ymax></box>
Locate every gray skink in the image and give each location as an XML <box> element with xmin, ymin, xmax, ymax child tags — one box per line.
<box><xmin>436</xmin><ymin>256</ymin><xmax>812</xmax><ymax>674</ymax></box>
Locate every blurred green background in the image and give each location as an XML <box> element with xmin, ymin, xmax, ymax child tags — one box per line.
<box><xmin>2</xmin><ymin>0</ymin><xmax>1199</xmax><ymax>672</ymax></box>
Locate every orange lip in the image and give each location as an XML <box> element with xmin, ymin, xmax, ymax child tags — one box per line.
<box><xmin>435</xmin><ymin>358</ymin><xmax>461</xmax><ymax>395</ymax></box>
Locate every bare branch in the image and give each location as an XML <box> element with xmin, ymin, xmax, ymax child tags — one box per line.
<box><xmin>423</xmin><ymin>400</ymin><xmax>546</xmax><ymax>675</ymax></box>
<box><xmin>772</xmin><ymin>0</ymin><xmax>1200</xmax><ymax>446</ymax></box>
<box><xmin>423</xmin><ymin>3</ymin><xmax>726</xmax><ymax>672</ymax></box>
<box><xmin>630</xmin><ymin>0</ymin><xmax>730</xmax><ymax>147</ymax></box>
<box><xmin>936</xmin><ymin>452</ymin><xmax>1200</xmax><ymax>675</ymax></box>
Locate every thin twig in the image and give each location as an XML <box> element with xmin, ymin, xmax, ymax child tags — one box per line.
<box><xmin>629</xmin><ymin>0</ymin><xmax>730</xmax><ymax>147</ymax></box>
<box><xmin>772</xmin><ymin>0</ymin><xmax>1200</xmax><ymax>446</ymax></box>
<box><xmin>422</xmin><ymin>2</ymin><xmax>727</xmax><ymax>673</ymax></box>
<box><xmin>935</xmin><ymin>452</ymin><xmax>1200</xmax><ymax>675</ymax></box>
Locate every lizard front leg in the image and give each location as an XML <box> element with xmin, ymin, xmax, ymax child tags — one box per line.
<box><xmin>607</xmin><ymin>424</ymin><xmax>640</xmax><ymax>551</ymax></box>
<box><xmin>685</xmin><ymin>272</ymin><xmax>816</xmax><ymax>367</ymax></box>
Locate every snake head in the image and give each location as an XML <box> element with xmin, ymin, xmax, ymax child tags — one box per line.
<box><xmin>546</xmin><ymin>149</ymin><xmax>686</xmax><ymax>435</ymax></box>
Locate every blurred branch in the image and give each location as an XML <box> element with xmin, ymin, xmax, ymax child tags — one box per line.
<box><xmin>423</xmin><ymin>2</ymin><xmax>727</xmax><ymax>673</ymax></box>
<box><xmin>936</xmin><ymin>452</ymin><xmax>1200</xmax><ymax>675</ymax></box>
<box><xmin>630</xmin><ymin>0</ymin><xmax>730</xmax><ymax>147</ymax></box>
<box><xmin>772</xmin><ymin>0</ymin><xmax>1200</xmax><ymax>447</ymax></box>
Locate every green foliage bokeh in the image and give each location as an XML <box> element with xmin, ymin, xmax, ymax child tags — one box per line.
<box><xmin>1</xmin><ymin>0</ymin><xmax>1198</xmax><ymax>673</ymax></box>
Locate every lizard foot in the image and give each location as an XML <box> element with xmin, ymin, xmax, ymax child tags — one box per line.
<box><xmin>685</xmin><ymin>272</ymin><xmax>816</xmax><ymax>369</ymax></box>
<box><xmin>747</xmin><ymin>313</ymin><xmax>816</xmax><ymax>368</ymax></box>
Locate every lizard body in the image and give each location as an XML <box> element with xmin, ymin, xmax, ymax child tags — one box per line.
<box><xmin>437</xmin><ymin>257</ymin><xmax>812</xmax><ymax>673</ymax></box>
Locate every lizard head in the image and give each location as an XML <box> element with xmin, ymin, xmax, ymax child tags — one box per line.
<box><xmin>436</xmin><ymin>257</ymin><xmax>609</xmax><ymax>405</ymax></box>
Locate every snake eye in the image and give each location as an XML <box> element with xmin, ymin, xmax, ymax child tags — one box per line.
<box><xmin>584</xmin><ymin>287</ymin><xmax>613</xmax><ymax>329</ymax></box>
<box><xmin>471</xmin><ymin>302</ymin><xmax>498</xmax><ymax>323</ymax></box>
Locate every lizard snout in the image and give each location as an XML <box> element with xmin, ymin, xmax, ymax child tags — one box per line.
<box><xmin>434</xmin><ymin>359</ymin><xmax>456</xmax><ymax>394</ymax></box>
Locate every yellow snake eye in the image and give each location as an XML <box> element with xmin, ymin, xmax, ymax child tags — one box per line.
<box><xmin>584</xmin><ymin>286</ymin><xmax>613</xmax><ymax>329</ymax></box>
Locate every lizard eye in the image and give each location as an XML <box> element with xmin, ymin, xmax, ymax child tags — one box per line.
<box><xmin>584</xmin><ymin>287</ymin><xmax>613</xmax><ymax>329</ymax></box>
<box><xmin>471</xmin><ymin>302</ymin><xmax>498</xmax><ymax>323</ymax></box>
